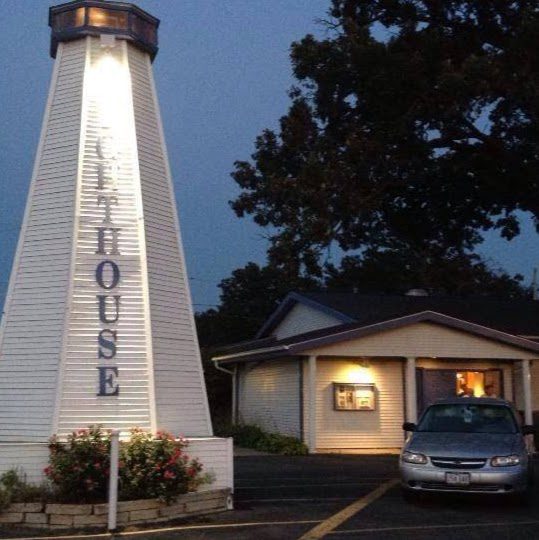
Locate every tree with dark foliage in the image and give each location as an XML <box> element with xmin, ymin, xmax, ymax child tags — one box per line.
<box><xmin>326</xmin><ymin>249</ymin><xmax>526</xmax><ymax>296</ymax></box>
<box><xmin>199</xmin><ymin>1</ymin><xmax>536</xmax><ymax>418</ymax></box>
<box><xmin>231</xmin><ymin>0</ymin><xmax>539</xmax><ymax>275</ymax></box>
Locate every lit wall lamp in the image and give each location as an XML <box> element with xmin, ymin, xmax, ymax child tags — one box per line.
<box><xmin>349</xmin><ymin>358</ymin><xmax>372</xmax><ymax>384</ymax></box>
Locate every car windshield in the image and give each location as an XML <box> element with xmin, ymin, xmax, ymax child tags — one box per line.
<box><xmin>417</xmin><ymin>403</ymin><xmax>517</xmax><ymax>434</ymax></box>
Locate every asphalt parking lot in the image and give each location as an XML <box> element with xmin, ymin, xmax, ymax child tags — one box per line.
<box><xmin>2</xmin><ymin>454</ymin><xmax>539</xmax><ymax>540</ymax></box>
<box><xmin>228</xmin><ymin>454</ymin><xmax>539</xmax><ymax>540</ymax></box>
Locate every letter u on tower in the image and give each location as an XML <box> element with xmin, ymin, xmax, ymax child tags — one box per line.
<box><xmin>0</xmin><ymin>1</ymin><xmax>230</xmax><ymax>486</ymax></box>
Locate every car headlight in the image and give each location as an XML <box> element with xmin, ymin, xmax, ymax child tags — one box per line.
<box><xmin>402</xmin><ymin>451</ymin><xmax>428</xmax><ymax>465</ymax></box>
<box><xmin>491</xmin><ymin>455</ymin><xmax>521</xmax><ymax>467</ymax></box>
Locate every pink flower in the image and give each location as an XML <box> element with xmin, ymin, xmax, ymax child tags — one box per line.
<box><xmin>164</xmin><ymin>470</ymin><xmax>176</xmax><ymax>480</ymax></box>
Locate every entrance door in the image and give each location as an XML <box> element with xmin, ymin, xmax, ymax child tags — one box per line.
<box><xmin>418</xmin><ymin>370</ymin><xmax>456</xmax><ymax>412</ymax></box>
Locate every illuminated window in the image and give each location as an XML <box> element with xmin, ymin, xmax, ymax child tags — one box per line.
<box><xmin>456</xmin><ymin>371</ymin><xmax>501</xmax><ymax>398</ymax></box>
<box><xmin>88</xmin><ymin>8</ymin><xmax>128</xmax><ymax>30</ymax></box>
<box><xmin>333</xmin><ymin>383</ymin><xmax>376</xmax><ymax>411</ymax></box>
<box><xmin>53</xmin><ymin>7</ymin><xmax>85</xmax><ymax>30</ymax></box>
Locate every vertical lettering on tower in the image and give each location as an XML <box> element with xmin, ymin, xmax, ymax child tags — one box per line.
<box><xmin>95</xmin><ymin>134</ymin><xmax>121</xmax><ymax>396</ymax></box>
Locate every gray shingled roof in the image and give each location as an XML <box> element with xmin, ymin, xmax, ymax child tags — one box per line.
<box><xmin>268</xmin><ymin>292</ymin><xmax>539</xmax><ymax>338</ymax></box>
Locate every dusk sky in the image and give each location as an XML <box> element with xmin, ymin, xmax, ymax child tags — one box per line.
<box><xmin>1</xmin><ymin>0</ymin><xmax>538</xmax><ymax>314</ymax></box>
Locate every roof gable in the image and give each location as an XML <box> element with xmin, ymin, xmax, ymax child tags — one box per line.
<box><xmin>271</xmin><ymin>302</ymin><xmax>344</xmax><ymax>339</ymax></box>
<box><xmin>255</xmin><ymin>292</ymin><xmax>354</xmax><ymax>338</ymax></box>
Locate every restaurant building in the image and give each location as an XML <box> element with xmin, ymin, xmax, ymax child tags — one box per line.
<box><xmin>213</xmin><ymin>292</ymin><xmax>539</xmax><ymax>453</ymax></box>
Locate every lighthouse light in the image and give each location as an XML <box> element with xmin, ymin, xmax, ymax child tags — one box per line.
<box><xmin>88</xmin><ymin>8</ymin><xmax>128</xmax><ymax>30</ymax></box>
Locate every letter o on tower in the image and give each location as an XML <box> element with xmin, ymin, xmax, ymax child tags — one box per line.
<box><xmin>95</xmin><ymin>260</ymin><xmax>120</xmax><ymax>290</ymax></box>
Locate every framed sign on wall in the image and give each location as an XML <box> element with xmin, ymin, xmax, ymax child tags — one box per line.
<box><xmin>333</xmin><ymin>383</ymin><xmax>376</xmax><ymax>411</ymax></box>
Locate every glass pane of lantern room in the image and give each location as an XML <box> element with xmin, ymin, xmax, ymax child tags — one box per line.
<box><xmin>74</xmin><ymin>7</ymin><xmax>85</xmax><ymax>26</ymax></box>
<box><xmin>132</xmin><ymin>16</ymin><xmax>156</xmax><ymax>44</ymax></box>
<box><xmin>88</xmin><ymin>8</ymin><xmax>128</xmax><ymax>29</ymax></box>
<box><xmin>53</xmin><ymin>7</ymin><xmax>85</xmax><ymax>30</ymax></box>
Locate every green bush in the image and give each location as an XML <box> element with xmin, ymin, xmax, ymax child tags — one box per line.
<box><xmin>0</xmin><ymin>470</ymin><xmax>50</xmax><ymax>510</ymax></box>
<box><xmin>223</xmin><ymin>424</ymin><xmax>308</xmax><ymax>455</ymax></box>
<box><xmin>45</xmin><ymin>426</ymin><xmax>210</xmax><ymax>504</ymax></box>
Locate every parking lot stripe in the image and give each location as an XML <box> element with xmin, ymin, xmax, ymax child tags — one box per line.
<box><xmin>297</xmin><ymin>478</ymin><xmax>399</xmax><ymax>540</ymax></box>
<box><xmin>4</xmin><ymin>519</ymin><xmax>324</xmax><ymax>540</ymax></box>
<box><xmin>236</xmin><ymin>482</ymin><xmax>381</xmax><ymax>489</ymax></box>
<box><xmin>327</xmin><ymin>519</ymin><xmax>539</xmax><ymax>535</ymax></box>
<box><xmin>236</xmin><ymin>477</ymin><xmax>392</xmax><ymax>481</ymax></box>
<box><xmin>241</xmin><ymin>497</ymin><xmax>357</xmax><ymax>503</ymax></box>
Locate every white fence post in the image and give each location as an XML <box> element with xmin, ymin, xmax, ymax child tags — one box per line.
<box><xmin>108</xmin><ymin>430</ymin><xmax>120</xmax><ymax>531</ymax></box>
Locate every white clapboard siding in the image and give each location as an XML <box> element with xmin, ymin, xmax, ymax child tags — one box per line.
<box><xmin>238</xmin><ymin>359</ymin><xmax>301</xmax><ymax>437</ymax></box>
<box><xmin>302</xmin><ymin>322</ymin><xmax>539</xmax><ymax>360</ymax></box>
<box><xmin>187</xmin><ymin>437</ymin><xmax>234</xmax><ymax>491</ymax></box>
<box><xmin>0</xmin><ymin>444</ymin><xmax>50</xmax><ymax>484</ymax></box>
<box><xmin>127</xmin><ymin>45</ymin><xmax>212</xmax><ymax>436</ymax></box>
<box><xmin>273</xmin><ymin>303</ymin><xmax>342</xmax><ymax>340</ymax></box>
<box><xmin>311</xmin><ymin>359</ymin><xmax>404</xmax><ymax>451</ymax></box>
<box><xmin>56</xmin><ymin>38</ymin><xmax>154</xmax><ymax>435</ymax></box>
<box><xmin>0</xmin><ymin>40</ymin><xmax>84</xmax><ymax>442</ymax></box>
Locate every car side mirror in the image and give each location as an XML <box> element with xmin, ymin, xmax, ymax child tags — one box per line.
<box><xmin>403</xmin><ymin>422</ymin><xmax>416</xmax><ymax>432</ymax></box>
<box><xmin>522</xmin><ymin>425</ymin><xmax>535</xmax><ymax>435</ymax></box>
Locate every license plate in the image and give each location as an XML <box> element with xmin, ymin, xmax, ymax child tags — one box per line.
<box><xmin>446</xmin><ymin>472</ymin><xmax>470</xmax><ymax>486</ymax></box>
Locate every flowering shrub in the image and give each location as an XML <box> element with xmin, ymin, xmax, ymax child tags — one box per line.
<box><xmin>119</xmin><ymin>428</ymin><xmax>204</xmax><ymax>503</ymax></box>
<box><xmin>46</xmin><ymin>426</ymin><xmax>111</xmax><ymax>503</ymax></box>
<box><xmin>44</xmin><ymin>426</ymin><xmax>208</xmax><ymax>504</ymax></box>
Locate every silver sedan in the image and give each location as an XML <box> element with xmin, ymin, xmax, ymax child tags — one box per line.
<box><xmin>400</xmin><ymin>398</ymin><xmax>534</xmax><ymax>499</ymax></box>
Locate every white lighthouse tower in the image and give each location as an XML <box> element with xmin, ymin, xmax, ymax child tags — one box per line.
<box><xmin>0</xmin><ymin>1</ymin><xmax>231</xmax><ymax>487</ymax></box>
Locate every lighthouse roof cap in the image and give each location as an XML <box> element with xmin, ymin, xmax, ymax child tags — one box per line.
<box><xmin>49</xmin><ymin>0</ymin><xmax>160</xmax><ymax>60</ymax></box>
